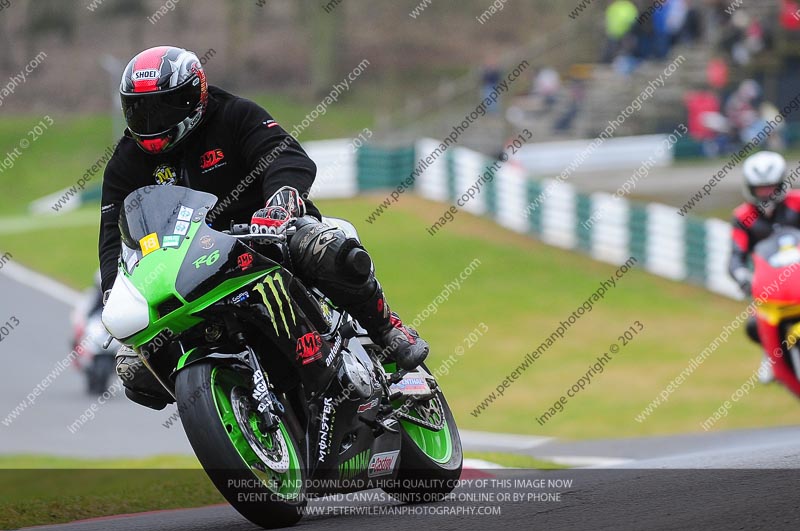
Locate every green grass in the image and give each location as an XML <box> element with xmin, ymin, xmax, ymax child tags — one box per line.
<box><xmin>0</xmin><ymin>454</ymin><xmax>202</xmax><ymax>469</ymax></box>
<box><xmin>0</xmin><ymin>455</ymin><xmax>222</xmax><ymax>530</ymax></box>
<box><xmin>464</xmin><ymin>452</ymin><xmax>568</xmax><ymax>470</ymax></box>
<box><xmin>0</xmin><ymin>207</ymin><xmax>100</xmax><ymax>286</ymax></box>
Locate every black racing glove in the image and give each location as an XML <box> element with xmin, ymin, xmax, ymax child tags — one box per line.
<box><xmin>732</xmin><ymin>267</ymin><xmax>753</xmax><ymax>297</ymax></box>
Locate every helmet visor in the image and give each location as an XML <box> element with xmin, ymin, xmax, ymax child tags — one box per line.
<box><xmin>121</xmin><ymin>79</ymin><xmax>201</xmax><ymax>136</ymax></box>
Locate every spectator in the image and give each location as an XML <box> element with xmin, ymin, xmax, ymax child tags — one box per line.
<box><xmin>603</xmin><ymin>0</ymin><xmax>639</xmax><ymax>63</ymax></box>
<box><xmin>725</xmin><ymin>79</ymin><xmax>763</xmax><ymax>144</ymax></box>
<box><xmin>651</xmin><ymin>0</ymin><xmax>672</xmax><ymax>59</ymax></box>
<box><xmin>504</xmin><ymin>67</ymin><xmax>562</xmax><ymax>124</ymax></box>
<box><xmin>480</xmin><ymin>58</ymin><xmax>503</xmax><ymax>114</ymax></box>
<box><xmin>633</xmin><ymin>3</ymin><xmax>656</xmax><ymax>60</ymax></box>
<box><xmin>679</xmin><ymin>0</ymin><xmax>703</xmax><ymax>43</ymax></box>
<box><xmin>666</xmin><ymin>0</ymin><xmax>689</xmax><ymax>46</ymax></box>
<box><xmin>704</xmin><ymin>0</ymin><xmax>730</xmax><ymax>45</ymax></box>
<box><xmin>685</xmin><ymin>90</ymin><xmax>727</xmax><ymax>157</ymax></box>
<box><xmin>723</xmin><ymin>10</ymin><xmax>765</xmax><ymax>65</ymax></box>
<box><xmin>706</xmin><ymin>56</ymin><xmax>729</xmax><ymax>91</ymax></box>
<box><xmin>553</xmin><ymin>76</ymin><xmax>587</xmax><ymax>133</ymax></box>
<box><xmin>532</xmin><ymin>67</ymin><xmax>561</xmax><ymax>112</ymax></box>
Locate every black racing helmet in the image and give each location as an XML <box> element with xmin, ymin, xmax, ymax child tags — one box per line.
<box><xmin>120</xmin><ymin>46</ymin><xmax>208</xmax><ymax>154</ymax></box>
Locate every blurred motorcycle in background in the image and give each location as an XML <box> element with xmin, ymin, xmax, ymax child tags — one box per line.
<box><xmin>70</xmin><ymin>272</ymin><xmax>120</xmax><ymax>395</ymax></box>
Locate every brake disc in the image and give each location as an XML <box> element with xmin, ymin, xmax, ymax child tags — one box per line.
<box><xmin>394</xmin><ymin>394</ymin><xmax>445</xmax><ymax>431</ymax></box>
<box><xmin>231</xmin><ymin>387</ymin><xmax>290</xmax><ymax>473</ymax></box>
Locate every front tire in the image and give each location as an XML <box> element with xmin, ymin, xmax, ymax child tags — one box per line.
<box><xmin>384</xmin><ymin>385</ymin><xmax>463</xmax><ymax>503</ymax></box>
<box><xmin>176</xmin><ymin>362</ymin><xmax>306</xmax><ymax>529</ymax></box>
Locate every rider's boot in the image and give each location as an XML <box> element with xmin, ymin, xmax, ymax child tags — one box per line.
<box><xmin>115</xmin><ymin>345</ymin><xmax>172</xmax><ymax>410</ymax></box>
<box><xmin>345</xmin><ymin>282</ymin><xmax>429</xmax><ymax>370</ymax></box>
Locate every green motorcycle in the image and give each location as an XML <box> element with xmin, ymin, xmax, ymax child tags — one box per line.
<box><xmin>102</xmin><ymin>185</ymin><xmax>462</xmax><ymax>528</ymax></box>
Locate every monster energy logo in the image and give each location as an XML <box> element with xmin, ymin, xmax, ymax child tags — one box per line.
<box><xmin>339</xmin><ymin>449</ymin><xmax>370</xmax><ymax>481</ymax></box>
<box><xmin>253</xmin><ymin>273</ymin><xmax>297</xmax><ymax>337</ymax></box>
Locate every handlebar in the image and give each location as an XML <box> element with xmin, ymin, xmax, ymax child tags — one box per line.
<box><xmin>231</xmin><ymin>233</ymin><xmax>288</xmax><ymax>242</ymax></box>
<box><xmin>224</xmin><ymin>223</ymin><xmax>294</xmax><ymax>242</ymax></box>
<box><xmin>229</xmin><ymin>223</ymin><xmax>252</xmax><ymax>235</ymax></box>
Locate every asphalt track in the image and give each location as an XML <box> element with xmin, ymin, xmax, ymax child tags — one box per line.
<box><xmin>0</xmin><ymin>269</ymin><xmax>195</xmax><ymax>457</ymax></box>
<box><xmin>566</xmin><ymin>163</ymin><xmax>742</xmax><ymax>214</ymax></box>
<box><xmin>2</xmin><ymin>265</ymin><xmax>800</xmax><ymax>530</ymax></box>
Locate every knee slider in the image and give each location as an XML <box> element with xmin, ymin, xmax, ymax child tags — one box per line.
<box><xmin>289</xmin><ymin>217</ymin><xmax>376</xmax><ymax>302</ymax></box>
<box><xmin>345</xmin><ymin>247</ymin><xmax>372</xmax><ymax>279</ymax></box>
<box><xmin>336</xmin><ymin>237</ymin><xmax>372</xmax><ymax>281</ymax></box>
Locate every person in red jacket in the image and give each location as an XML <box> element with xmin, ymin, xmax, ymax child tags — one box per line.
<box><xmin>729</xmin><ymin>151</ymin><xmax>799</xmax><ymax>384</ymax></box>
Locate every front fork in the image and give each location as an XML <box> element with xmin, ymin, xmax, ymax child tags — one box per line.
<box><xmin>244</xmin><ymin>345</ymin><xmax>284</xmax><ymax>432</ymax></box>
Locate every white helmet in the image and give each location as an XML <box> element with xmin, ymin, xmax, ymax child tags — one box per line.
<box><xmin>742</xmin><ymin>151</ymin><xmax>788</xmax><ymax>208</ymax></box>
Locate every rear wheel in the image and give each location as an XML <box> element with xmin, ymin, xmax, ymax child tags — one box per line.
<box><xmin>383</xmin><ymin>365</ymin><xmax>462</xmax><ymax>503</ymax></box>
<box><xmin>176</xmin><ymin>362</ymin><xmax>306</xmax><ymax>528</ymax></box>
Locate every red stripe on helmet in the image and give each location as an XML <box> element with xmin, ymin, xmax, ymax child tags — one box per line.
<box><xmin>131</xmin><ymin>46</ymin><xmax>170</xmax><ymax>93</ymax></box>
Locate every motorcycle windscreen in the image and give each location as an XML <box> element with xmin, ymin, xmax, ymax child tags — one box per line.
<box><xmin>120</xmin><ymin>185</ymin><xmax>278</xmax><ymax>304</ymax></box>
<box><xmin>752</xmin><ymin>228</ymin><xmax>800</xmax><ymax>303</ymax></box>
<box><xmin>120</xmin><ymin>186</ymin><xmax>218</xmax><ymax>256</ymax></box>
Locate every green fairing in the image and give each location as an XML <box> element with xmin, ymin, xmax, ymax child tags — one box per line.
<box><xmin>122</xmin><ymin>220</ymin><xmax>280</xmax><ymax>349</ymax></box>
<box><xmin>339</xmin><ymin>449</ymin><xmax>370</xmax><ymax>480</ymax></box>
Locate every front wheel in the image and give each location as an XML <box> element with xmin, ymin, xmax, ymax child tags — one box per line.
<box><xmin>384</xmin><ymin>379</ymin><xmax>463</xmax><ymax>503</ymax></box>
<box><xmin>176</xmin><ymin>362</ymin><xmax>306</xmax><ymax>529</ymax></box>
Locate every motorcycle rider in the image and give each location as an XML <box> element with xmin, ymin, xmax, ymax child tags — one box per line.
<box><xmin>99</xmin><ymin>46</ymin><xmax>428</xmax><ymax>409</ymax></box>
<box><xmin>729</xmin><ymin>150</ymin><xmax>799</xmax><ymax>383</ymax></box>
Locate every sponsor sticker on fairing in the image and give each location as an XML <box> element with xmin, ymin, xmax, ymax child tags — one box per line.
<box><xmin>139</xmin><ymin>232</ymin><xmax>160</xmax><ymax>256</ymax></box>
<box><xmin>318</xmin><ymin>397</ymin><xmax>335</xmax><ymax>462</ymax></box>
<box><xmin>237</xmin><ymin>253</ymin><xmax>254</xmax><ymax>271</ymax></box>
<box><xmin>199</xmin><ymin>235</ymin><xmax>215</xmax><ymax>250</ymax></box>
<box><xmin>325</xmin><ymin>335</ymin><xmax>341</xmax><ymax>367</ymax></box>
<box><xmin>357</xmin><ymin>397</ymin><xmax>379</xmax><ymax>414</ymax></box>
<box><xmin>296</xmin><ymin>332</ymin><xmax>323</xmax><ymax>365</ymax></box>
<box><xmin>174</xmin><ymin>221</ymin><xmax>190</xmax><ymax>236</ymax></box>
<box><xmin>367</xmin><ymin>450</ymin><xmax>399</xmax><ymax>478</ymax></box>
<box><xmin>177</xmin><ymin>206</ymin><xmax>194</xmax><ymax>221</ymax></box>
<box><xmin>231</xmin><ymin>291</ymin><xmax>249</xmax><ymax>305</ymax></box>
<box><xmin>162</xmin><ymin>235</ymin><xmax>181</xmax><ymax>248</ymax></box>
<box><xmin>389</xmin><ymin>377</ymin><xmax>430</xmax><ymax>395</ymax></box>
